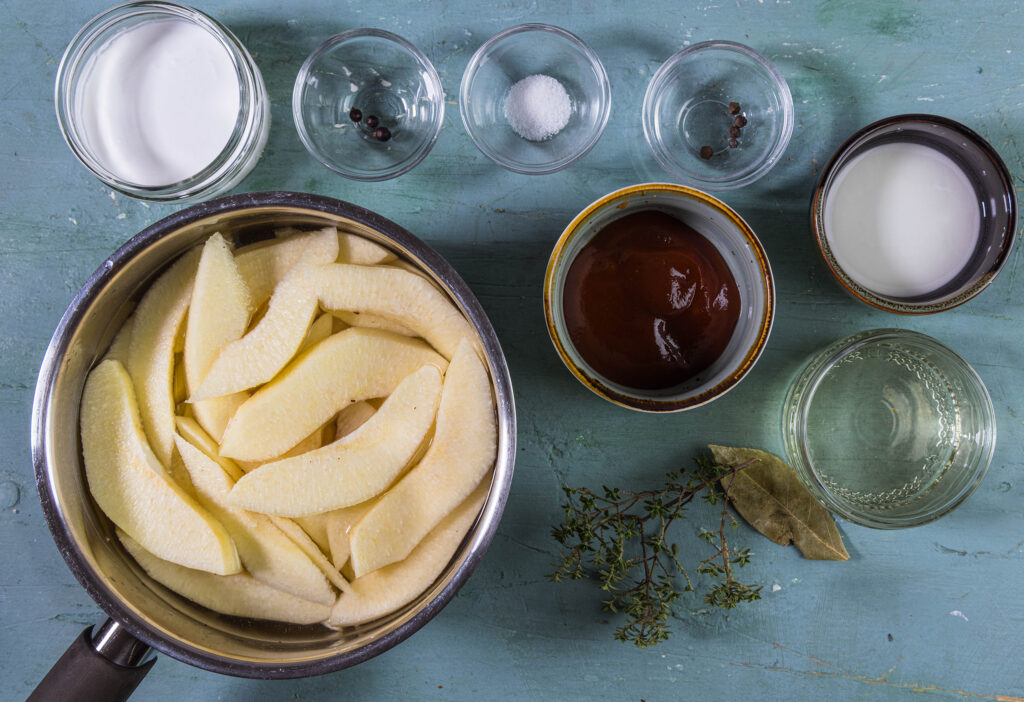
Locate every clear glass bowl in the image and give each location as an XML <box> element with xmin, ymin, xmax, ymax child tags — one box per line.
<box><xmin>811</xmin><ymin>114</ymin><xmax>1017</xmax><ymax>314</ymax></box>
<box><xmin>55</xmin><ymin>1</ymin><xmax>269</xmax><ymax>204</ymax></box>
<box><xmin>783</xmin><ymin>329</ymin><xmax>996</xmax><ymax>529</ymax></box>
<box><xmin>460</xmin><ymin>23</ymin><xmax>611</xmax><ymax>175</ymax></box>
<box><xmin>642</xmin><ymin>40</ymin><xmax>793</xmax><ymax>190</ymax></box>
<box><xmin>293</xmin><ymin>29</ymin><xmax>444</xmax><ymax>181</ymax></box>
<box><xmin>544</xmin><ymin>183</ymin><xmax>775</xmax><ymax>412</ymax></box>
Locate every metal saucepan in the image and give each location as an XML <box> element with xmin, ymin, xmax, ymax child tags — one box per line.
<box><xmin>30</xmin><ymin>192</ymin><xmax>516</xmax><ymax>699</ymax></box>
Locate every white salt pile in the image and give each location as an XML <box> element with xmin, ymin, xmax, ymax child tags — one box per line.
<box><xmin>503</xmin><ymin>74</ymin><xmax>572</xmax><ymax>141</ymax></box>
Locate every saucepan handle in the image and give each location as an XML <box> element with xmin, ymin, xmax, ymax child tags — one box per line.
<box><xmin>28</xmin><ymin>619</ymin><xmax>155</xmax><ymax>702</ymax></box>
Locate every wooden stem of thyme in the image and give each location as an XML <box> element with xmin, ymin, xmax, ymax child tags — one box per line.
<box><xmin>550</xmin><ymin>456</ymin><xmax>763</xmax><ymax>648</ymax></box>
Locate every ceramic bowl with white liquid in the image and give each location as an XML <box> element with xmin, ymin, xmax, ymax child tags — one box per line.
<box><xmin>811</xmin><ymin>114</ymin><xmax>1016</xmax><ymax>314</ymax></box>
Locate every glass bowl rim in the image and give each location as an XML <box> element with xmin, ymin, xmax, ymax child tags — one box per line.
<box><xmin>291</xmin><ymin>27</ymin><xmax>445</xmax><ymax>182</ymax></box>
<box><xmin>783</xmin><ymin>327</ymin><xmax>997</xmax><ymax>529</ymax></box>
<box><xmin>641</xmin><ymin>39</ymin><xmax>795</xmax><ymax>190</ymax></box>
<box><xmin>54</xmin><ymin>0</ymin><xmax>266</xmax><ymax>201</ymax></box>
<box><xmin>459</xmin><ymin>22</ymin><xmax>612</xmax><ymax>175</ymax></box>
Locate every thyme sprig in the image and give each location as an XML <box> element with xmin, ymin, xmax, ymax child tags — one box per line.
<box><xmin>550</xmin><ymin>454</ymin><xmax>762</xmax><ymax>648</ymax></box>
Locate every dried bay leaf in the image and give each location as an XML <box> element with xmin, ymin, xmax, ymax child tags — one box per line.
<box><xmin>709</xmin><ymin>445</ymin><xmax>849</xmax><ymax>562</ymax></box>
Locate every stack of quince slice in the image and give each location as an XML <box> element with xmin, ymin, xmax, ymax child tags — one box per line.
<box><xmin>80</xmin><ymin>227</ymin><xmax>498</xmax><ymax>628</ymax></box>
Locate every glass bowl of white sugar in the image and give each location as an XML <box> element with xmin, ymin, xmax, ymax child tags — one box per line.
<box><xmin>460</xmin><ymin>23</ymin><xmax>611</xmax><ymax>175</ymax></box>
<box><xmin>811</xmin><ymin>114</ymin><xmax>1017</xmax><ymax>314</ymax></box>
<box><xmin>55</xmin><ymin>2</ymin><xmax>269</xmax><ymax>203</ymax></box>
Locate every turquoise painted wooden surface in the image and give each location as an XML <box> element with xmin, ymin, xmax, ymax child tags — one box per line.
<box><xmin>3</xmin><ymin>0</ymin><xmax>1023</xmax><ymax>699</ymax></box>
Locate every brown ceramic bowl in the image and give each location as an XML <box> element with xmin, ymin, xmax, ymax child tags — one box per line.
<box><xmin>543</xmin><ymin>183</ymin><xmax>775</xmax><ymax>412</ymax></box>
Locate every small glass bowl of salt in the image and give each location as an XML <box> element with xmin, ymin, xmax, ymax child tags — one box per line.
<box><xmin>460</xmin><ymin>23</ymin><xmax>611</xmax><ymax>175</ymax></box>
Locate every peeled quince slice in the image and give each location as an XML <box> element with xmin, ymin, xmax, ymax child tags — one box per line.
<box><xmin>236</xmin><ymin>226</ymin><xmax>339</xmax><ymax>307</ymax></box>
<box><xmin>119</xmin><ymin>530</ymin><xmax>331</xmax><ymax>625</ymax></box>
<box><xmin>228</xmin><ymin>365</ymin><xmax>443</xmax><ymax>516</ymax></box>
<box><xmin>184</xmin><ymin>232</ymin><xmax>251</xmax><ymax>441</ymax></box>
<box><xmin>293</xmin><ymin>514</ymin><xmax>331</xmax><ymax>556</ymax></box>
<box><xmin>173</xmin><ymin>434</ymin><xmax>335</xmax><ymax>605</ymax></box>
<box><xmin>218</xmin><ymin>327</ymin><xmax>446</xmax><ymax>462</ymax></box>
<box><xmin>296</xmin><ymin>312</ymin><xmax>335</xmax><ymax>355</ymax></box>
<box><xmin>268</xmin><ymin>516</ymin><xmax>351</xmax><ymax>592</ymax></box>
<box><xmin>313</xmin><ymin>263</ymin><xmax>476</xmax><ymax>360</ymax></box>
<box><xmin>336</xmin><ymin>230</ymin><xmax>396</xmax><ymax>265</ymax></box>
<box><xmin>328</xmin><ymin>480</ymin><xmax>488</xmax><ymax>627</ymax></box>
<box><xmin>272</xmin><ymin>226</ymin><xmax>394</xmax><ymax>266</ymax></box>
<box><xmin>80</xmin><ymin>360</ymin><xmax>239</xmax><ymax>575</ymax></box>
<box><xmin>103</xmin><ymin>314</ymin><xmax>134</xmax><ymax>365</ymax></box>
<box><xmin>325</xmin><ymin>500</ymin><xmax>376</xmax><ymax>570</ymax></box>
<box><xmin>333</xmin><ymin>400</ymin><xmax>377</xmax><ymax>439</ymax></box>
<box><xmin>190</xmin><ymin>262</ymin><xmax>319</xmax><ymax>401</ymax></box>
<box><xmin>330</xmin><ymin>310</ymin><xmax>417</xmax><ymax>338</ymax></box>
<box><xmin>125</xmin><ymin>247</ymin><xmax>200</xmax><ymax>467</ymax></box>
<box><xmin>348</xmin><ymin>338</ymin><xmax>496</xmax><ymax>577</ymax></box>
<box><xmin>174</xmin><ymin>415</ymin><xmax>243</xmax><ymax>481</ymax></box>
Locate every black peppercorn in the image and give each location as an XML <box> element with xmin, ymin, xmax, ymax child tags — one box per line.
<box><xmin>699</xmin><ymin>145</ymin><xmax>713</xmax><ymax>160</ymax></box>
<box><xmin>728</xmin><ymin>138</ymin><xmax>739</xmax><ymax>148</ymax></box>
<box><xmin>365</xmin><ymin>115</ymin><xmax>380</xmax><ymax>129</ymax></box>
<box><xmin>733</xmin><ymin>115</ymin><xmax>748</xmax><ymax>128</ymax></box>
<box><xmin>727</xmin><ymin>101</ymin><xmax>741</xmax><ymax>115</ymax></box>
<box><xmin>349</xmin><ymin>107</ymin><xmax>362</xmax><ymax>123</ymax></box>
<box><xmin>728</xmin><ymin>125</ymin><xmax>741</xmax><ymax>138</ymax></box>
<box><xmin>373</xmin><ymin>126</ymin><xmax>392</xmax><ymax>142</ymax></box>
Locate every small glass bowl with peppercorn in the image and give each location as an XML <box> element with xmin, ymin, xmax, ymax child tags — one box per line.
<box><xmin>293</xmin><ymin>29</ymin><xmax>444</xmax><ymax>181</ymax></box>
<box><xmin>460</xmin><ymin>23</ymin><xmax>611</xmax><ymax>175</ymax></box>
<box><xmin>642</xmin><ymin>40</ymin><xmax>793</xmax><ymax>190</ymax></box>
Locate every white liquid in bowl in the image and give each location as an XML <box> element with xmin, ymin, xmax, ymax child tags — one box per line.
<box><xmin>77</xmin><ymin>17</ymin><xmax>241</xmax><ymax>187</ymax></box>
<box><xmin>823</xmin><ymin>141</ymin><xmax>980</xmax><ymax>298</ymax></box>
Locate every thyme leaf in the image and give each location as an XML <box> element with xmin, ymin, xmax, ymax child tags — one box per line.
<box><xmin>550</xmin><ymin>453</ymin><xmax>763</xmax><ymax>648</ymax></box>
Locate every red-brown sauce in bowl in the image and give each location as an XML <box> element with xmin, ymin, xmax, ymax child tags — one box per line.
<box><xmin>562</xmin><ymin>210</ymin><xmax>740</xmax><ymax>390</ymax></box>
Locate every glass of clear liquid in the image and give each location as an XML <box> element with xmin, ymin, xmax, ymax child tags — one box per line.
<box><xmin>782</xmin><ymin>329</ymin><xmax>996</xmax><ymax>528</ymax></box>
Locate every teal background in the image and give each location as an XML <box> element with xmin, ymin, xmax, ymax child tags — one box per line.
<box><xmin>3</xmin><ymin>0</ymin><xmax>1023</xmax><ymax>699</ymax></box>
